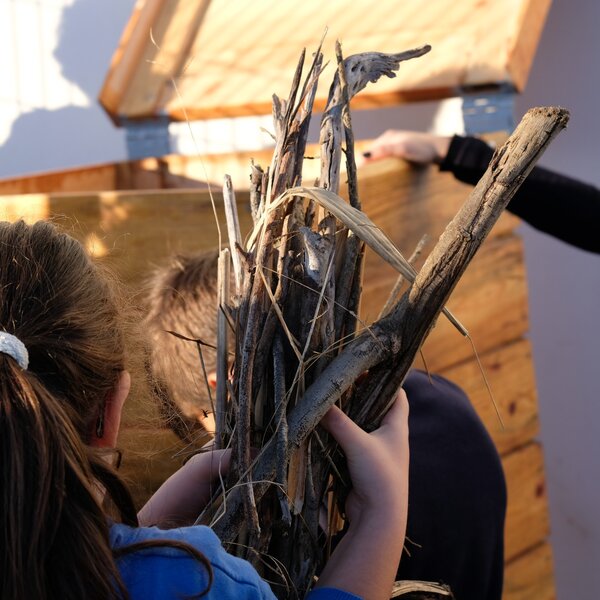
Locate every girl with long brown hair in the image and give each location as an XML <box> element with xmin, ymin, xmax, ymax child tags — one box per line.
<box><xmin>0</xmin><ymin>219</ymin><xmax>409</xmax><ymax>600</ymax></box>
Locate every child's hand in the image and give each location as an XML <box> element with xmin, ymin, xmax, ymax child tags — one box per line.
<box><xmin>138</xmin><ymin>447</ymin><xmax>231</xmax><ymax>527</ymax></box>
<box><xmin>316</xmin><ymin>389</ymin><xmax>409</xmax><ymax>600</ymax></box>
<box><xmin>320</xmin><ymin>390</ymin><xmax>409</xmax><ymax>523</ymax></box>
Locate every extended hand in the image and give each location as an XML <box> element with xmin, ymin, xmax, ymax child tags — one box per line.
<box><xmin>362</xmin><ymin>130</ymin><xmax>451</xmax><ymax>166</ymax></box>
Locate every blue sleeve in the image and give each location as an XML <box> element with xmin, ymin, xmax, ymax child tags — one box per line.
<box><xmin>111</xmin><ymin>523</ymin><xmax>361</xmax><ymax>600</ymax></box>
<box><xmin>111</xmin><ymin>523</ymin><xmax>276</xmax><ymax>599</ymax></box>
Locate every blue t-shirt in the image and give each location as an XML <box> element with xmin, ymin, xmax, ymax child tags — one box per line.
<box><xmin>110</xmin><ymin>523</ymin><xmax>360</xmax><ymax>599</ymax></box>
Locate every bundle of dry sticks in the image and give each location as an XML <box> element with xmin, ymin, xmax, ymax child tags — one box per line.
<box><xmin>195</xmin><ymin>40</ymin><xmax>567</xmax><ymax>598</ymax></box>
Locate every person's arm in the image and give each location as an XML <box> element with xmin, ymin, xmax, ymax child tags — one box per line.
<box><xmin>363</xmin><ymin>130</ymin><xmax>600</xmax><ymax>253</ymax></box>
<box><xmin>312</xmin><ymin>390</ymin><xmax>410</xmax><ymax>600</ymax></box>
<box><xmin>441</xmin><ymin>135</ymin><xmax>600</xmax><ymax>253</ymax></box>
<box><xmin>138</xmin><ymin>448</ymin><xmax>231</xmax><ymax>527</ymax></box>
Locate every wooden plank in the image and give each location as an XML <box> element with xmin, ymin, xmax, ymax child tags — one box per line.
<box><xmin>0</xmin><ymin>163</ymin><xmax>117</xmax><ymax>195</ymax></box>
<box><xmin>1</xmin><ymin>181</ymin><xmax>525</xmax><ymax>352</ymax></box>
<box><xmin>118</xmin><ymin>0</ymin><xmax>212</xmax><ymax>120</ymax></box>
<box><xmin>0</xmin><ymin>157</ymin><xmax>204</xmax><ymax>195</ymax></box>
<box><xmin>99</xmin><ymin>0</ymin><xmax>551</xmax><ymax>121</ymax></box>
<box><xmin>504</xmin><ymin>442</ymin><xmax>550</xmax><ymax>561</ymax></box>
<box><xmin>358</xmin><ymin>158</ymin><xmax>520</xmax><ymax>255</ymax></box>
<box><xmin>0</xmin><ymin>189</ymin><xmax>252</xmax><ymax>288</ymax></box>
<box><xmin>0</xmin><ymin>141</ymin><xmax>351</xmax><ymax>195</ymax></box>
<box><xmin>99</xmin><ymin>0</ymin><xmax>166</xmax><ymax>119</ymax></box>
<box><xmin>439</xmin><ymin>339</ymin><xmax>539</xmax><ymax>457</ymax></box>
<box><xmin>503</xmin><ymin>542</ymin><xmax>555</xmax><ymax>600</ymax></box>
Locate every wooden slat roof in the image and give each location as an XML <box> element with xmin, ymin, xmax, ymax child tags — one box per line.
<box><xmin>99</xmin><ymin>0</ymin><xmax>550</xmax><ymax>123</ymax></box>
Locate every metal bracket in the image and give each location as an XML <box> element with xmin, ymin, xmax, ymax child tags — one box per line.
<box><xmin>124</xmin><ymin>116</ymin><xmax>171</xmax><ymax>160</ymax></box>
<box><xmin>460</xmin><ymin>85</ymin><xmax>516</xmax><ymax>134</ymax></box>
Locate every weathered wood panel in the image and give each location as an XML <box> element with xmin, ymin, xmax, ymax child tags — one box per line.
<box><xmin>440</xmin><ymin>338</ymin><xmax>539</xmax><ymax>457</ymax></box>
<box><xmin>504</xmin><ymin>542</ymin><xmax>555</xmax><ymax>600</ymax></box>
<box><xmin>504</xmin><ymin>442</ymin><xmax>550</xmax><ymax>561</ymax></box>
<box><xmin>0</xmin><ymin>142</ymin><xmax>338</xmax><ymax>195</ymax></box>
<box><xmin>99</xmin><ymin>0</ymin><xmax>551</xmax><ymax>121</ymax></box>
<box><xmin>0</xmin><ymin>190</ymin><xmax>250</xmax><ymax>288</ymax></box>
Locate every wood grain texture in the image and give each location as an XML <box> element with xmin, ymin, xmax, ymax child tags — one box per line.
<box><xmin>509</xmin><ymin>0</ymin><xmax>553</xmax><ymax>91</ymax></box>
<box><xmin>98</xmin><ymin>0</ymin><xmax>551</xmax><ymax>121</ymax></box>
<box><xmin>439</xmin><ymin>338</ymin><xmax>539</xmax><ymax>456</ymax></box>
<box><xmin>504</xmin><ymin>442</ymin><xmax>551</xmax><ymax>561</ymax></box>
<box><xmin>0</xmin><ymin>142</ymin><xmax>340</xmax><ymax>195</ymax></box>
<box><xmin>503</xmin><ymin>542</ymin><xmax>556</xmax><ymax>600</ymax></box>
<box><xmin>0</xmin><ymin>189</ymin><xmax>252</xmax><ymax>287</ymax></box>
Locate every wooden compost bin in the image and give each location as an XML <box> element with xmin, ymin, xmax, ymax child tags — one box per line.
<box><xmin>0</xmin><ymin>147</ymin><xmax>554</xmax><ymax>599</ymax></box>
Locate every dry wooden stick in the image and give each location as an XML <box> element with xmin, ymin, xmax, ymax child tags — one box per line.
<box><xmin>354</xmin><ymin>105</ymin><xmax>571</xmax><ymax>428</ymax></box>
<box><xmin>228</xmin><ymin>44</ymin><xmax>326</xmax><ymax>541</ymax></box>
<box><xmin>223</xmin><ymin>175</ymin><xmax>244</xmax><ymax>294</ymax></box>
<box><xmin>319</xmin><ymin>45</ymin><xmax>431</xmax><ymax>194</ymax></box>
<box><xmin>379</xmin><ymin>234</ymin><xmax>429</xmax><ymax>320</ymax></box>
<box><xmin>391</xmin><ymin>580</ymin><xmax>453</xmax><ymax>598</ymax></box>
<box><xmin>333</xmin><ymin>40</ymin><xmax>364</xmax><ymax>344</ymax></box>
<box><xmin>249</xmin><ymin>162</ymin><xmax>264</xmax><ymax>223</ymax></box>
<box><xmin>336</xmin><ymin>40</ymin><xmax>360</xmax><ymax>211</ymax></box>
<box><xmin>215</xmin><ymin>249</ymin><xmax>231</xmax><ymax>448</ymax></box>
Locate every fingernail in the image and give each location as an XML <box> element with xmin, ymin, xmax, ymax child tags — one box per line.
<box><xmin>362</xmin><ymin>151</ymin><xmax>372</xmax><ymax>158</ymax></box>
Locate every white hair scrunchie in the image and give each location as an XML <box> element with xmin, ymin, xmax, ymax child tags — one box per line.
<box><xmin>0</xmin><ymin>331</ymin><xmax>29</xmax><ymax>370</ymax></box>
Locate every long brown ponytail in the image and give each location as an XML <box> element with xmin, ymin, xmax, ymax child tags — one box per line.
<box><xmin>0</xmin><ymin>221</ymin><xmax>210</xmax><ymax>599</ymax></box>
<box><xmin>0</xmin><ymin>220</ymin><xmax>136</xmax><ymax>599</ymax></box>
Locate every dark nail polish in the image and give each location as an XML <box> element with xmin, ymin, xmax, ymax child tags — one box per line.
<box><xmin>362</xmin><ymin>151</ymin><xmax>372</xmax><ymax>158</ymax></box>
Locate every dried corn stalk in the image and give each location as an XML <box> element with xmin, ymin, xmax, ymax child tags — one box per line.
<box><xmin>197</xmin><ymin>40</ymin><xmax>568</xmax><ymax>599</ymax></box>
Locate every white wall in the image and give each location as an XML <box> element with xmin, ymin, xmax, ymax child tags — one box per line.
<box><xmin>514</xmin><ymin>2</ymin><xmax>600</xmax><ymax>598</ymax></box>
<box><xmin>0</xmin><ymin>1</ymin><xmax>597</xmax><ymax>598</ymax></box>
<box><xmin>0</xmin><ymin>0</ymin><xmax>135</xmax><ymax>177</ymax></box>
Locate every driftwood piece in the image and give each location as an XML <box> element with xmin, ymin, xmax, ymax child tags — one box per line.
<box><xmin>353</xmin><ymin>105</ymin><xmax>570</xmax><ymax>428</ymax></box>
<box><xmin>215</xmin><ymin>250</ymin><xmax>230</xmax><ymax>448</ymax></box>
<box><xmin>222</xmin><ymin>175</ymin><xmax>243</xmax><ymax>294</ymax></box>
<box><xmin>391</xmin><ymin>580</ymin><xmax>454</xmax><ymax>598</ymax></box>
<box><xmin>319</xmin><ymin>45</ymin><xmax>430</xmax><ymax>194</ymax></box>
<box><xmin>333</xmin><ymin>41</ymin><xmax>365</xmax><ymax>347</ymax></box>
<box><xmin>207</xmin><ymin>106</ymin><xmax>569</xmax><ymax>548</ymax></box>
